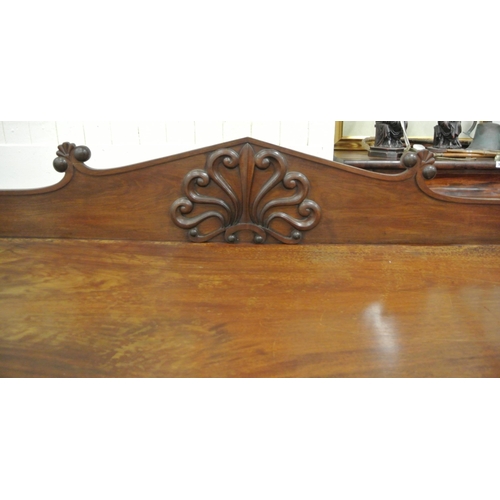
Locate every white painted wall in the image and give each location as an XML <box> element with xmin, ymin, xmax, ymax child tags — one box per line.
<box><xmin>0</xmin><ymin>121</ymin><xmax>335</xmax><ymax>190</ymax></box>
<box><xmin>4</xmin><ymin>120</ymin><xmax>497</xmax><ymax>190</ymax></box>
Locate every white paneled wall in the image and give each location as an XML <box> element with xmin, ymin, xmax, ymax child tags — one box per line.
<box><xmin>0</xmin><ymin>121</ymin><xmax>335</xmax><ymax>189</ymax></box>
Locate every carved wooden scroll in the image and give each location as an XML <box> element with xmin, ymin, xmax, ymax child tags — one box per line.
<box><xmin>170</xmin><ymin>144</ymin><xmax>321</xmax><ymax>244</ymax></box>
<box><xmin>1</xmin><ymin>137</ymin><xmax>500</xmax><ymax>244</ymax></box>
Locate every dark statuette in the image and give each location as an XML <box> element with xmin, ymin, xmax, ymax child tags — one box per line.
<box><xmin>375</xmin><ymin>121</ymin><xmax>408</xmax><ymax>148</ymax></box>
<box><xmin>369</xmin><ymin>121</ymin><xmax>408</xmax><ymax>158</ymax></box>
<box><xmin>433</xmin><ymin>121</ymin><xmax>462</xmax><ymax>149</ymax></box>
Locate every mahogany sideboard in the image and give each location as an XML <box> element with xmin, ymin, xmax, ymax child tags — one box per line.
<box><xmin>1</xmin><ymin>138</ymin><xmax>500</xmax><ymax>377</ymax></box>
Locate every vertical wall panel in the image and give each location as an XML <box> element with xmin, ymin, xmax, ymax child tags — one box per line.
<box><xmin>166</xmin><ymin>121</ymin><xmax>195</xmax><ymax>147</ymax></box>
<box><xmin>0</xmin><ymin>146</ymin><xmax>63</xmax><ymax>189</ymax></box>
<box><xmin>82</xmin><ymin>121</ymin><xmax>112</xmax><ymax>146</ymax></box>
<box><xmin>28</xmin><ymin>121</ymin><xmax>58</xmax><ymax>145</ymax></box>
<box><xmin>308</xmin><ymin>121</ymin><xmax>335</xmax><ymax>159</ymax></box>
<box><xmin>194</xmin><ymin>121</ymin><xmax>224</xmax><ymax>148</ymax></box>
<box><xmin>308</xmin><ymin>121</ymin><xmax>335</xmax><ymax>146</ymax></box>
<box><xmin>55</xmin><ymin>122</ymin><xmax>86</xmax><ymax>145</ymax></box>
<box><xmin>2</xmin><ymin>122</ymin><xmax>31</xmax><ymax>144</ymax></box>
<box><xmin>138</xmin><ymin>122</ymin><xmax>167</xmax><ymax>145</ymax></box>
<box><xmin>73</xmin><ymin>122</ymin><xmax>113</xmax><ymax>170</ymax></box>
<box><xmin>279</xmin><ymin>121</ymin><xmax>309</xmax><ymax>150</ymax></box>
<box><xmin>222</xmin><ymin>121</ymin><xmax>252</xmax><ymax>141</ymax></box>
<box><xmin>251</xmin><ymin>121</ymin><xmax>281</xmax><ymax>145</ymax></box>
<box><xmin>110</xmin><ymin>121</ymin><xmax>140</xmax><ymax>145</ymax></box>
<box><xmin>0</xmin><ymin>121</ymin><xmax>337</xmax><ymax>188</ymax></box>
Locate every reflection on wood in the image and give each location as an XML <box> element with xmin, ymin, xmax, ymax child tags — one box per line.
<box><xmin>1</xmin><ymin>240</ymin><xmax>499</xmax><ymax>377</ymax></box>
<box><xmin>1</xmin><ymin>138</ymin><xmax>500</xmax><ymax>378</ymax></box>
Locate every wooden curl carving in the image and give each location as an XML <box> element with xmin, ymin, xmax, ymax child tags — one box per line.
<box><xmin>170</xmin><ymin>143</ymin><xmax>322</xmax><ymax>244</ymax></box>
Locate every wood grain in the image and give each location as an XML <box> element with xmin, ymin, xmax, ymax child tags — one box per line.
<box><xmin>1</xmin><ymin>138</ymin><xmax>500</xmax><ymax>245</ymax></box>
<box><xmin>1</xmin><ymin>239</ymin><xmax>499</xmax><ymax>377</ymax></box>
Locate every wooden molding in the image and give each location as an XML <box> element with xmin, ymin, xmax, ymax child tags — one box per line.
<box><xmin>1</xmin><ymin>137</ymin><xmax>500</xmax><ymax>244</ymax></box>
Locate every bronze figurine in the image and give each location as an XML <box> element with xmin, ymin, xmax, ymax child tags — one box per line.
<box><xmin>374</xmin><ymin>121</ymin><xmax>408</xmax><ymax>148</ymax></box>
<box><xmin>433</xmin><ymin>121</ymin><xmax>462</xmax><ymax>149</ymax></box>
<box><xmin>369</xmin><ymin>121</ymin><xmax>408</xmax><ymax>158</ymax></box>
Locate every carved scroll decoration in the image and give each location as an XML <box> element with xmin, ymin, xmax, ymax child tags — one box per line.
<box><xmin>170</xmin><ymin>144</ymin><xmax>322</xmax><ymax>244</ymax></box>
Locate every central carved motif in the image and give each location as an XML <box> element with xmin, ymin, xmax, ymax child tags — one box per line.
<box><xmin>170</xmin><ymin>144</ymin><xmax>321</xmax><ymax>244</ymax></box>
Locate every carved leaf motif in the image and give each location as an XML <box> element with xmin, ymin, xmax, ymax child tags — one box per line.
<box><xmin>170</xmin><ymin>144</ymin><xmax>321</xmax><ymax>244</ymax></box>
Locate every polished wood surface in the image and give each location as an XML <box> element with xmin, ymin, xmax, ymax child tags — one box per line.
<box><xmin>334</xmin><ymin>150</ymin><xmax>500</xmax><ymax>198</ymax></box>
<box><xmin>2</xmin><ymin>140</ymin><xmax>500</xmax><ymax>377</ymax></box>
<box><xmin>1</xmin><ymin>238</ymin><xmax>499</xmax><ymax>377</ymax></box>
<box><xmin>334</xmin><ymin>149</ymin><xmax>500</xmax><ymax>171</ymax></box>
<box><xmin>2</xmin><ymin>138</ymin><xmax>500</xmax><ymax>245</ymax></box>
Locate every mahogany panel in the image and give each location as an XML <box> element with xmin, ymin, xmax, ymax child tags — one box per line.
<box><xmin>1</xmin><ymin>138</ymin><xmax>500</xmax><ymax>244</ymax></box>
<box><xmin>2</xmin><ymin>139</ymin><xmax>500</xmax><ymax>378</ymax></box>
<box><xmin>1</xmin><ymin>238</ymin><xmax>499</xmax><ymax>377</ymax></box>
